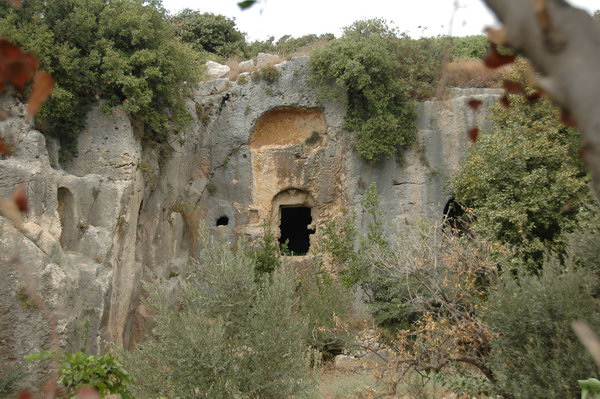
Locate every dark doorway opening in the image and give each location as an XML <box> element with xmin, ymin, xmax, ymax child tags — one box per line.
<box><xmin>443</xmin><ymin>198</ymin><xmax>469</xmax><ymax>234</ymax></box>
<box><xmin>216</xmin><ymin>216</ymin><xmax>229</xmax><ymax>226</ymax></box>
<box><xmin>279</xmin><ymin>206</ymin><xmax>315</xmax><ymax>255</ymax></box>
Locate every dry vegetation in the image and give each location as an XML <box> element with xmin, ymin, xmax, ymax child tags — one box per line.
<box><xmin>444</xmin><ymin>59</ymin><xmax>512</xmax><ymax>88</ymax></box>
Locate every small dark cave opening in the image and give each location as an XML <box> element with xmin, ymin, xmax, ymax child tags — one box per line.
<box><xmin>279</xmin><ymin>206</ymin><xmax>315</xmax><ymax>255</ymax></box>
<box><xmin>443</xmin><ymin>198</ymin><xmax>469</xmax><ymax>234</ymax></box>
<box><xmin>216</xmin><ymin>216</ymin><xmax>229</xmax><ymax>226</ymax></box>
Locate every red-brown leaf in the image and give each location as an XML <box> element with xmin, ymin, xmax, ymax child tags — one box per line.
<box><xmin>468</xmin><ymin>127</ymin><xmax>479</xmax><ymax>143</ymax></box>
<box><xmin>468</xmin><ymin>99</ymin><xmax>483</xmax><ymax>111</ymax></box>
<box><xmin>0</xmin><ymin>138</ymin><xmax>5</xmax><ymax>154</ymax></box>
<box><xmin>503</xmin><ymin>79</ymin><xmax>526</xmax><ymax>95</ymax></box>
<box><xmin>8</xmin><ymin>0</ymin><xmax>21</xmax><ymax>6</ymax></box>
<box><xmin>12</xmin><ymin>184</ymin><xmax>28</xmax><ymax>213</ymax></box>
<box><xmin>500</xmin><ymin>95</ymin><xmax>511</xmax><ymax>107</ymax></box>
<box><xmin>27</xmin><ymin>71</ymin><xmax>54</xmax><ymax>116</ymax></box>
<box><xmin>483</xmin><ymin>43</ymin><xmax>516</xmax><ymax>69</ymax></box>
<box><xmin>19</xmin><ymin>391</ymin><xmax>32</xmax><ymax>399</ymax></box>
<box><xmin>0</xmin><ymin>40</ymin><xmax>40</xmax><ymax>92</ymax></box>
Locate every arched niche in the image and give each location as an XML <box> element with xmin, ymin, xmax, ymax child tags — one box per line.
<box><xmin>250</xmin><ymin>107</ymin><xmax>326</xmax><ymax>149</ymax></box>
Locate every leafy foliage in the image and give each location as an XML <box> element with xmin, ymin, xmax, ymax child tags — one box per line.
<box><xmin>25</xmin><ymin>351</ymin><xmax>132</xmax><ymax>398</ymax></box>
<box><xmin>245</xmin><ymin>33</ymin><xmax>335</xmax><ymax>58</ymax></box>
<box><xmin>319</xmin><ymin>182</ymin><xmax>384</xmax><ymax>287</ymax></box>
<box><xmin>308</xmin><ymin>19</ymin><xmax>420</xmax><ymax>161</ymax></box>
<box><xmin>452</xmin><ymin>94</ymin><xmax>591</xmax><ymax>269</ymax></box>
<box><xmin>320</xmin><ymin>183</ymin><xmax>414</xmax><ymax>330</ymax></box>
<box><xmin>124</xmin><ymin>237</ymin><xmax>315</xmax><ymax>399</ymax></box>
<box><xmin>171</xmin><ymin>9</ymin><xmax>246</xmax><ymax>58</ymax></box>
<box><xmin>566</xmin><ymin>200</ymin><xmax>600</xmax><ymax>272</ymax></box>
<box><xmin>295</xmin><ymin>261</ymin><xmax>352</xmax><ymax>358</ymax></box>
<box><xmin>250</xmin><ymin>64</ymin><xmax>280</xmax><ymax>84</ymax></box>
<box><xmin>59</xmin><ymin>352</ymin><xmax>133</xmax><ymax>399</ymax></box>
<box><xmin>484</xmin><ymin>262</ymin><xmax>600</xmax><ymax>399</ymax></box>
<box><xmin>249</xmin><ymin>230</ymin><xmax>281</xmax><ymax>276</ymax></box>
<box><xmin>0</xmin><ymin>0</ymin><xmax>201</xmax><ymax>152</ymax></box>
<box><xmin>450</xmin><ymin>35</ymin><xmax>489</xmax><ymax>59</ymax></box>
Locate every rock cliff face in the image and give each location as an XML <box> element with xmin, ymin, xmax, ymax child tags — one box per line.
<box><xmin>0</xmin><ymin>56</ymin><xmax>501</xmax><ymax>382</ymax></box>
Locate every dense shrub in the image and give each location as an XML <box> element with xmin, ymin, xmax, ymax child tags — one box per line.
<box><xmin>171</xmin><ymin>9</ymin><xmax>246</xmax><ymax>58</ymax></box>
<box><xmin>452</xmin><ymin>93</ymin><xmax>591</xmax><ymax>270</ymax></box>
<box><xmin>245</xmin><ymin>33</ymin><xmax>335</xmax><ymax>58</ymax></box>
<box><xmin>249</xmin><ymin>230</ymin><xmax>280</xmax><ymax>275</ymax></box>
<box><xmin>566</xmin><ymin>200</ymin><xmax>600</xmax><ymax>272</ymax></box>
<box><xmin>309</xmin><ymin>19</ymin><xmax>420</xmax><ymax>161</ymax></box>
<box><xmin>0</xmin><ymin>0</ymin><xmax>201</xmax><ymax>152</ymax></box>
<box><xmin>484</xmin><ymin>262</ymin><xmax>600</xmax><ymax>399</ymax></box>
<box><xmin>59</xmin><ymin>352</ymin><xmax>133</xmax><ymax>398</ymax></box>
<box><xmin>450</xmin><ymin>35</ymin><xmax>489</xmax><ymax>59</ymax></box>
<box><xmin>124</xmin><ymin>237</ymin><xmax>315</xmax><ymax>399</ymax></box>
<box><xmin>25</xmin><ymin>351</ymin><xmax>132</xmax><ymax>398</ymax></box>
<box><xmin>251</xmin><ymin>64</ymin><xmax>280</xmax><ymax>84</ymax></box>
<box><xmin>392</xmin><ymin>35</ymin><xmax>447</xmax><ymax>101</ymax></box>
<box><xmin>295</xmin><ymin>260</ymin><xmax>353</xmax><ymax>357</ymax></box>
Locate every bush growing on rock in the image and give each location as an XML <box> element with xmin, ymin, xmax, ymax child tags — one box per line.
<box><xmin>0</xmin><ymin>0</ymin><xmax>201</xmax><ymax>153</ymax></box>
<box><xmin>309</xmin><ymin>19</ymin><xmax>447</xmax><ymax>161</ymax></box>
<box><xmin>308</xmin><ymin>19</ymin><xmax>418</xmax><ymax>161</ymax></box>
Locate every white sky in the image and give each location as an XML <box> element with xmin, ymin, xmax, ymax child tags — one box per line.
<box><xmin>161</xmin><ymin>0</ymin><xmax>598</xmax><ymax>41</ymax></box>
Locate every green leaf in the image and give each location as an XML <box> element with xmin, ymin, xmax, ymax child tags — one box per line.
<box><xmin>237</xmin><ymin>0</ymin><xmax>257</xmax><ymax>10</ymax></box>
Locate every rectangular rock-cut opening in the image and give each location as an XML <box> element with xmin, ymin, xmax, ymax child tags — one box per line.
<box><xmin>279</xmin><ymin>206</ymin><xmax>314</xmax><ymax>255</ymax></box>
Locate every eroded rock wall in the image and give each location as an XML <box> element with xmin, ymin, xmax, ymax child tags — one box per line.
<box><xmin>0</xmin><ymin>56</ymin><xmax>501</xmax><ymax>384</ymax></box>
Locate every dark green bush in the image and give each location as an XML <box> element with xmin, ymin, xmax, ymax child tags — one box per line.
<box><xmin>453</xmin><ymin>94</ymin><xmax>592</xmax><ymax>270</ymax></box>
<box><xmin>171</xmin><ymin>9</ymin><xmax>246</xmax><ymax>58</ymax></box>
<box><xmin>249</xmin><ymin>230</ymin><xmax>281</xmax><ymax>276</ymax></box>
<box><xmin>309</xmin><ymin>19</ymin><xmax>447</xmax><ymax>161</ymax></box>
<box><xmin>251</xmin><ymin>65</ymin><xmax>280</xmax><ymax>84</ymax></box>
<box><xmin>0</xmin><ymin>0</ymin><xmax>201</xmax><ymax>152</ymax></box>
<box><xmin>567</xmin><ymin>201</ymin><xmax>600</xmax><ymax>272</ymax></box>
<box><xmin>258</xmin><ymin>65</ymin><xmax>280</xmax><ymax>83</ymax></box>
<box><xmin>450</xmin><ymin>35</ymin><xmax>489</xmax><ymax>59</ymax></box>
<box><xmin>484</xmin><ymin>262</ymin><xmax>600</xmax><ymax>399</ymax></box>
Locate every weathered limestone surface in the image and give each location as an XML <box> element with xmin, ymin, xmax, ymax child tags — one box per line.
<box><xmin>0</xmin><ymin>56</ymin><xmax>501</xmax><ymax>386</ymax></box>
<box><xmin>347</xmin><ymin>88</ymin><xmax>502</xmax><ymax>237</ymax></box>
